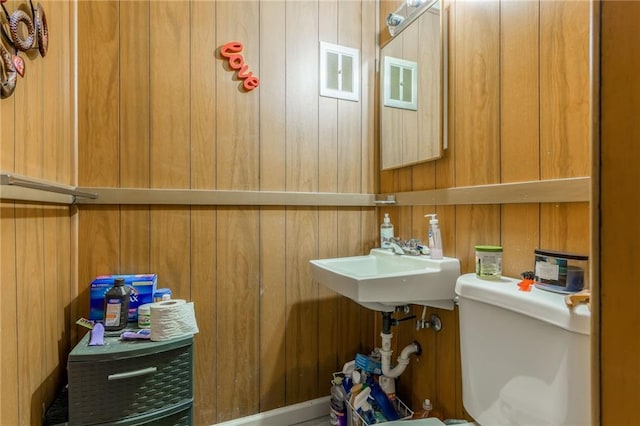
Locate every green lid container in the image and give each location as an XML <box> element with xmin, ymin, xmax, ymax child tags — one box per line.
<box><xmin>475</xmin><ymin>245</ymin><xmax>503</xmax><ymax>280</ymax></box>
<box><xmin>475</xmin><ymin>245</ymin><xmax>503</xmax><ymax>252</ymax></box>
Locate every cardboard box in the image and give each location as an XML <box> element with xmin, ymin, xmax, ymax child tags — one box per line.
<box><xmin>89</xmin><ymin>274</ymin><xmax>157</xmax><ymax>322</ymax></box>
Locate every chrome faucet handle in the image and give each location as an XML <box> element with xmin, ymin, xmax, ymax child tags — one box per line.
<box><xmin>388</xmin><ymin>241</ymin><xmax>406</xmax><ymax>255</ymax></box>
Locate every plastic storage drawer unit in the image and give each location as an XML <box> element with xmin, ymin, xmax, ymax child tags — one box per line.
<box><xmin>67</xmin><ymin>331</ymin><xmax>194</xmax><ymax>425</ymax></box>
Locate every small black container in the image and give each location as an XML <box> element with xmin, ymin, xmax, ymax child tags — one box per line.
<box><xmin>103</xmin><ymin>278</ymin><xmax>131</xmax><ymax>331</ymax></box>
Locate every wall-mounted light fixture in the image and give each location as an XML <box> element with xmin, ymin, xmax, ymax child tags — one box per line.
<box><xmin>386</xmin><ymin>0</ymin><xmax>435</xmax><ymax>37</ymax></box>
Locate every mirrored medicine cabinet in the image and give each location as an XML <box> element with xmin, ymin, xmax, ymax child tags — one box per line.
<box><xmin>381</xmin><ymin>0</ymin><xmax>446</xmax><ymax>170</ymax></box>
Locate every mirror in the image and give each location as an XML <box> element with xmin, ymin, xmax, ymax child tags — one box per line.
<box><xmin>381</xmin><ymin>0</ymin><xmax>446</xmax><ymax>170</ymax></box>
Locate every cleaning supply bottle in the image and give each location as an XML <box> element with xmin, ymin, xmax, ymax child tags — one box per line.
<box><xmin>425</xmin><ymin>214</ymin><xmax>443</xmax><ymax>259</ymax></box>
<box><xmin>369</xmin><ymin>382</ymin><xmax>400</xmax><ymax>421</ymax></box>
<box><xmin>413</xmin><ymin>398</ymin><xmax>433</xmax><ymax>418</ymax></box>
<box><xmin>380</xmin><ymin>213</ymin><xmax>394</xmax><ymax>249</ymax></box>
<box><xmin>103</xmin><ymin>278</ymin><xmax>131</xmax><ymax>331</ymax></box>
<box><xmin>330</xmin><ymin>377</ymin><xmax>348</xmax><ymax>426</ymax></box>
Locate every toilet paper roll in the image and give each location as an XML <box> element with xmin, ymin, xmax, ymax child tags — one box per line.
<box><xmin>149</xmin><ymin>299</ymin><xmax>199</xmax><ymax>341</ymax></box>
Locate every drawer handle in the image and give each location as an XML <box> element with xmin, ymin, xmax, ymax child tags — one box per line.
<box><xmin>108</xmin><ymin>367</ymin><xmax>157</xmax><ymax>381</ymax></box>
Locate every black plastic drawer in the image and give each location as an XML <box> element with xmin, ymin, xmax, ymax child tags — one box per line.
<box><xmin>68</xmin><ymin>343</ymin><xmax>193</xmax><ymax>425</ymax></box>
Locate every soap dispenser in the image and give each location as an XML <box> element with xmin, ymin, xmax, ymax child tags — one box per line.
<box><xmin>380</xmin><ymin>213</ymin><xmax>394</xmax><ymax>249</ymax></box>
<box><xmin>425</xmin><ymin>214</ymin><xmax>443</xmax><ymax>259</ymax></box>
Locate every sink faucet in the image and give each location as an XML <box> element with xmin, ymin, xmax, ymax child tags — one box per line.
<box><xmin>388</xmin><ymin>240</ymin><xmax>406</xmax><ymax>255</ymax></box>
<box><xmin>387</xmin><ymin>238</ymin><xmax>426</xmax><ymax>256</ymax></box>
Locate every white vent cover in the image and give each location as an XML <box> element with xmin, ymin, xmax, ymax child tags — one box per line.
<box><xmin>319</xmin><ymin>41</ymin><xmax>360</xmax><ymax>102</ymax></box>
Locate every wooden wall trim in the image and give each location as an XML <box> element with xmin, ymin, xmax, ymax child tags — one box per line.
<box><xmin>76</xmin><ymin>188</ymin><xmax>376</xmax><ymax>206</ymax></box>
<box><xmin>387</xmin><ymin>177</ymin><xmax>590</xmax><ymax>205</ymax></box>
<box><xmin>73</xmin><ymin>177</ymin><xmax>589</xmax><ymax>207</ymax></box>
<box><xmin>0</xmin><ymin>172</ymin><xmax>97</xmax><ymax>203</ymax></box>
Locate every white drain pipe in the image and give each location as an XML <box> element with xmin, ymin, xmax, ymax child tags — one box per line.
<box><xmin>379</xmin><ymin>332</ymin><xmax>421</xmax><ymax>378</ymax></box>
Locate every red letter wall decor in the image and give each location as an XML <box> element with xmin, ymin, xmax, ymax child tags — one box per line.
<box><xmin>220</xmin><ymin>41</ymin><xmax>259</xmax><ymax>92</ymax></box>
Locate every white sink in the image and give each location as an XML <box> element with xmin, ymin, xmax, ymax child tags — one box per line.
<box><xmin>310</xmin><ymin>248</ymin><xmax>461</xmax><ymax>311</ymax></box>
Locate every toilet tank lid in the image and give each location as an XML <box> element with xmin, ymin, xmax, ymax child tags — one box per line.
<box><xmin>455</xmin><ymin>273</ymin><xmax>590</xmax><ymax>335</ymax></box>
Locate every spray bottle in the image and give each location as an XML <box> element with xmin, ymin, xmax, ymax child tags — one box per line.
<box><xmin>425</xmin><ymin>214</ymin><xmax>443</xmax><ymax>259</ymax></box>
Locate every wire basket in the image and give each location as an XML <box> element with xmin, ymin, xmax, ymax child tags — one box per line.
<box><xmin>346</xmin><ymin>396</ymin><xmax>413</xmax><ymax>426</ymax></box>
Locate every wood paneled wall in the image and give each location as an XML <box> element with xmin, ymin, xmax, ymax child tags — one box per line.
<box><xmin>76</xmin><ymin>1</ymin><xmax>377</xmax><ymax>424</ymax></box>
<box><xmin>0</xmin><ymin>1</ymin><xmax>75</xmax><ymax>424</ymax></box>
<box><xmin>0</xmin><ymin>0</ymin><xmax>597</xmax><ymax>425</ymax></box>
<box><xmin>379</xmin><ymin>0</ymin><xmax>591</xmax><ymax>420</ymax></box>
<box><xmin>600</xmin><ymin>1</ymin><xmax>640</xmax><ymax>423</ymax></box>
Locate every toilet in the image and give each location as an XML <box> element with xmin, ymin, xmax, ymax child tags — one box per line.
<box><xmin>386</xmin><ymin>273</ymin><xmax>591</xmax><ymax>426</ymax></box>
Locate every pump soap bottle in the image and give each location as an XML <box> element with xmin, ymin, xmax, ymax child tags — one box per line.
<box><xmin>380</xmin><ymin>213</ymin><xmax>394</xmax><ymax>249</ymax></box>
<box><xmin>103</xmin><ymin>277</ymin><xmax>131</xmax><ymax>331</ymax></box>
<box><xmin>425</xmin><ymin>214</ymin><xmax>443</xmax><ymax>259</ymax></box>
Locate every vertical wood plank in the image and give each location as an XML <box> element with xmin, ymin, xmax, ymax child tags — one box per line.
<box><xmin>191</xmin><ymin>207</ymin><xmax>217</xmax><ymax>424</ymax></box>
<box><xmin>313</xmin><ymin>0</ymin><xmax>340</xmax><ymax>395</ymax></box>
<box><xmin>14</xmin><ymin>10</ymin><xmax>44</xmax><ymax>179</ymax></box>
<box><xmin>285</xmin><ymin>208</ymin><xmax>319</xmax><ymax>403</ymax></box>
<box><xmin>319</xmin><ymin>0</ymin><xmax>338</xmax><ymax>194</ymax></box>
<box><xmin>338</xmin><ymin>0</ymin><xmax>362</xmax><ymax>193</ymax></box>
<box><xmin>40</xmin><ymin>0</ymin><xmax>70</xmax><ymax>405</ymax></box>
<box><xmin>336</xmin><ymin>209</ymin><xmax>362</xmax><ymax>365</ymax></box>
<box><xmin>43</xmin><ymin>206</ymin><xmax>60</xmax><ymax>405</ymax></box>
<box><xmin>259</xmin><ymin>0</ymin><xmax>288</xmax><ymax>412</ymax></box>
<box><xmin>501</xmin><ymin>0</ymin><xmax>539</xmax><ymax>183</ymax></box>
<box><xmin>438</xmin><ymin>205</ymin><xmax>456</xmax><ymax>258</ymax></box>
<box><xmin>317</xmin><ymin>208</ymin><xmax>339</xmax><ymax>396</ymax></box>
<box><xmin>119</xmin><ymin>207</ymin><xmax>150</xmax><ymax>273</ymax></box>
<box><xmin>412</xmin><ymin>162</ymin><xmax>436</xmax><ymax>191</ymax></box>
<box><xmin>150</xmin><ymin>1</ymin><xmax>190</xmax><ymax>189</ymax></box>
<box><xmin>56</xmin><ymin>207</ymin><xmax>72</xmax><ymax>374</ymax></box>
<box><xmin>540</xmin><ymin>0</ymin><xmax>590</xmax><ymax>179</ymax></box>
<box><xmin>215</xmin><ymin>0</ymin><xmax>260</xmax><ymax>191</ymax></box>
<box><xmin>120</xmin><ymin>0</ymin><xmax>151</xmax><ymax>275</ymax></box>
<box><xmin>359</xmin><ymin>208</ymin><xmax>378</xmax><ymax>353</ymax></box>
<box><xmin>435</xmin><ymin>307</ymin><xmax>458</xmax><ymax>419</ymax></box>
<box><xmin>380</xmin><ymin>35</ymin><xmax>403</xmax><ymax>170</ymax></box>
<box><xmin>540</xmin><ymin>203</ymin><xmax>590</xmax><ymax>256</ymax></box>
<box><xmin>120</xmin><ymin>0</ymin><xmax>150</xmax><ymax>188</ymax></box>
<box><xmin>260</xmin><ymin>1</ymin><xmax>286</xmax><ymax>192</ymax></box>
<box><xmin>286</xmin><ymin>0</ymin><xmax>319</xmax><ymax>192</ymax></box>
<box><xmin>453</xmin><ymin>0</ymin><xmax>500</xmax><ymax>187</ymax></box>
<box><xmin>16</xmin><ymin>205</ymin><xmax>45</xmax><ymax>424</ymax></box>
<box><xmin>77</xmin><ymin>207</ymin><xmax>120</xmax><ymax>319</ymax></box>
<box><xmin>455</xmin><ymin>205</ymin><xmax>501</xmax><ymax>274</ymax></box>
<box><xmin>77</xmin><ymin>0</ymin><xmax>119</xmax><ymax>186</ymax></box>
<box><xmin>0</xmin><ymin>203</ymin><xmax>18</xmax><ymax>425</ymax></box>
<box><xmin>42</xmin><ymin>0</ymin><xmax>66</xmax><ymax>183</ymax></box>
<box><xmin>436</xmin><ymin>0</ymin><xmax>456</xmax><ymax>190</ymax></box>
<box><xmin>260</xmin><ymin>207</ymin><xmax>287</xmax><ymax>411</ymax></box>
<box><xmin>361</xmin><ymin>0</ymin><xmax>377</xmax><ymax>194</ymax></box>
<box><xmin>190</xmin><ymin>2</ymin><xmax>217</xmax><ymax>424</ymax></box>
<box><xmin>191</xmin><ymin>0</ymin><xmax>216</xmax><ymax>191</ymax></box>
<box><xmin>217</xmin><ymin>208</ymin><xmax>260</xmax><ymax>421</ymax></box>
<box><xmin>59</xmin><ymin>0</ymin><xmax>73</xmax><ymax>184</ymax></box>
<box><xmin>150</xmin><ymin>207</ymin><xmax>191</xmax><ymax>296</ymax></box>
<box><xmin>401</xmin><ymin>21</ymin><xmax>419</xmax><ymax>166</ymax></box>
<box><xmin>501</xmin><ymin>204</ymin><xmax>540</xmax><ymax>278</ymax></box>
<box><xmin>418</xmin><ymin>9</ymin><xmax>442</xmax><ymax>162</ymax></box>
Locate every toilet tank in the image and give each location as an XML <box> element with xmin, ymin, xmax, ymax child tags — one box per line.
<box><xmin>455</xmin><ymin>273</ymin><xmax>590</xmax><ymax>426</ymax></box>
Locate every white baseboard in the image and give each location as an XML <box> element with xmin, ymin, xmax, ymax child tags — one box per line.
<box><xmin>213</xmin><ymin>396</ymin><xmax>330</xmax><ymax>426</ymax></box>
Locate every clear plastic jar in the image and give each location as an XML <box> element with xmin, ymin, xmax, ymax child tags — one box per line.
<box><xmin>475</xmin><ymin>245</ymin><xmax>503</xmax><ymax>280</ymax></box>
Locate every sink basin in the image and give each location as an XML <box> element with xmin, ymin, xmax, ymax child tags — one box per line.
<box><xmin>310</xmin><ymin>248</ymin><xmax>461</xmax><ymax>311</ymax></box>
